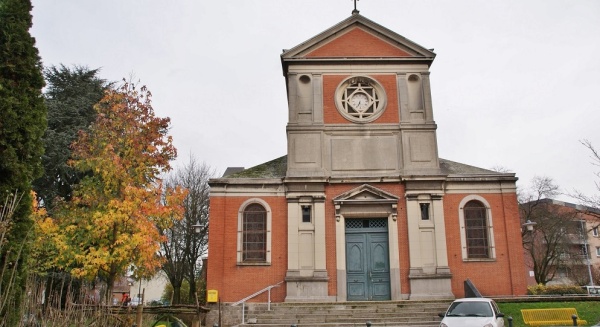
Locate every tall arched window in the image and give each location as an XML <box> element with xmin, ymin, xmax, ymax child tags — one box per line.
<box><xmin>464</xmin><ymin>200</ymin><xmax>490</xmax><ymax>258</ymax></box>
<box><xmin>242</xmin><ymin>203</ymin><xmax>267</xmax><ymax>262</ymax></box>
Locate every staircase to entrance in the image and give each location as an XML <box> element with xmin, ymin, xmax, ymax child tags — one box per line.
<box><xmin>235</xmin><ymin>300</ymin><xmax>451</xmax><ymax>327</ymax></box>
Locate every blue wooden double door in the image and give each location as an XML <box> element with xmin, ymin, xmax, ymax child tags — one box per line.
<box><xmin>345</xmin><ymin>218</ymin><xmax>391</xmax><ymax>301</ymax></box>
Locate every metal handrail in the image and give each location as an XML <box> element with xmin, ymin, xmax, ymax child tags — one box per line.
<box><xmin>231</xmin><ymin>281</ymin><xmax>284</xmax><ymax>325</ymax></box>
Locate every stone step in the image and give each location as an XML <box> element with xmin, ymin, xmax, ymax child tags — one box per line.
<box><xmin>247</xmin><ymin>305</ymin><xmax>448</xmax><ymax>311</ymax></box>
<box><xmin>246</xmin><ymin>309</ymin><xmax>445</xmax><ymax>316</ymax></box>
<box><xmin>244</xmin><ymin>319</ymin><xmax>442</xmax><ymax>325</ymax></box>
<box><xmin>245</xmin><ymin>316</ymin><xmax>441</xmax><ymax>324</ymax></box>
<box><xmin>248</xmin><ymin>314</ymin><xmax>440</xmax><ymax>321</ymax></box>
<box><xmin>236</xmin><ymin>300</ymin><xmax>449</xmax><ymax>327</ymax></box>
<box><xmin>246</xmin><ymin>311</ymin><xmax>443</xmax><ymax>319</ymax></box>
<box><xmin>247</xmin><ymin>301</ymin><xmax>449</xmax><ymax>307</ymax></box>
<box><xmin>245</xmin><ymin>304</ymin><xmax>448</xmax><ymax>313</ymax></box>
<box><xmin>238</xmin><ymin>322</ymin><xmax>441</xmax><ymax>327</ymax></box>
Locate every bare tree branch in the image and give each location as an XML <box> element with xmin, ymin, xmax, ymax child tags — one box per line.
<box><xmin>159</xmin><ymin>155</ymin><xmax>213</xmax><ymax>304</ymax></box>
<box><xmin>520</xmin><ymin>176</ymin><xmax>585</xmax><ymax>285</ymax></box>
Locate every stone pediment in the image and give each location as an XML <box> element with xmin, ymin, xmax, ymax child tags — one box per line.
<box><xmin>281</xmin><ymin>13</ymin><xmax>435</xmax><ymax>64</ymax></box>
<box><xmin>333</xmin><ymin>184</ymin><xmax>399</xmax><ymax>204</ymax></box>
<box><xmin>333</xmin><ymin>184</ymin><xmax>399</xmax><ymax>221</ymax></box>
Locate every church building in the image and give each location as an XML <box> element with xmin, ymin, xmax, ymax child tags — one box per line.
<box><xmin>206</xmin><ymin>12</ymin><xmax>527</xmax><ymax>303</ymax></box>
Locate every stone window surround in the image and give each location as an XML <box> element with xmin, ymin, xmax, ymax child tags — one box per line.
<box><xmin>334</xmin><ymin>75</ymin><xmax>387</xmax><ymax>123</ymax></box>
<box><xmin>458</xmin><ymin>195</ymin><xmax>497</xmax><ymax>261</ymax></box>
<box><xmin>237</xmin><ymin>198</ymin><xmax>272</xmax><ymax>265</ymax></box>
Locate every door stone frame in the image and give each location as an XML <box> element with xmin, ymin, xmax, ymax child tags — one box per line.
<box><xmin>333</xmin><ymin>184</ymin><xmax>402</xmax><ymax>301</ymax></box>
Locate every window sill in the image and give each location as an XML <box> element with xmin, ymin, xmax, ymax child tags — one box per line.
<box><xmin>237</xmin><ymin>262</ymin><xmax>271</xmax><ymax>266</ymax></box>
<box><xmin>462</xmin><ymin>258</ymin><xmax>496</xmax><ymax>262</ymax></box>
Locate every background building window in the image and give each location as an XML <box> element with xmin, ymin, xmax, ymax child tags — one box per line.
<box><xmin>464</xmin><ymin>200</ymin><xmax>490</xmax><ymax>258</ymax></box>
<box><xmin>243</xmin><ymin>203</ymin><xmax>266</xmax><ymax>262</ymax></box>
<box><xmin>596</xmin><ymin>247</ymin><xmax>600</xmax><ymax>257</ymax></box>
<box><xmin>580</xmin><ymin>244</ymin><xmax>591</xmax><ymax>259</ymax></box>
<box><xmin>593</xmin><ymin>227</ymin><xmax>599</xmax><ymax>237</ymax></box>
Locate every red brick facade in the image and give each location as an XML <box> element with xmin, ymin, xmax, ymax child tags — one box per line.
<box><xmin>306</xmin><ymin>27</ymin><xmax>412</xmax><ymax>58</ymax></box>
<box><xmin>207</xmin><ymin>196</ymin><xmax>288</xmax><ymax>302</ymax></box>
<box><xmin>207</xmin><ymin>187</ymin><xmax>527</xmax><ymax>301</ymax></box>
<box><xmin>443</xmin><ymin>193</ymin><xmax>527</xmax><ymax>296</ymax></box>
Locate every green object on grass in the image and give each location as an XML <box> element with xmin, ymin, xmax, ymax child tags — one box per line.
<box><xmin>151</xmin><ymin>315</ymin><xmax>187</xmax><ymax>327</ymax></box>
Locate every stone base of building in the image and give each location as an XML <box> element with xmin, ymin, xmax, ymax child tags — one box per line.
<box><xmin>284</xmin><ymin>270</ymin><xmax>334</xmax><ymax>302</ymax></box>
<box><xmin>408</xmin><ymin>267</ymin><xmax>454</xmax><ymax>300</ymax></box>
<box><xmin>205</xmin><ymin>302</ymin><xmax>241</xmax><ymax>327</ymax></box>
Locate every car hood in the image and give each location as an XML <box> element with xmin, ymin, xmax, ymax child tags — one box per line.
<box><xmin>441</xmin><ymin>316</ymin><xmax>498</xmax><ymax>327</ymax></box>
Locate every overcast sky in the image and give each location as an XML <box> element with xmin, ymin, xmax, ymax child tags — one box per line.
<box><xmin>31</xmin><ymin>0</ymin><xmax>600</xmax><ymax>202</ymax></box>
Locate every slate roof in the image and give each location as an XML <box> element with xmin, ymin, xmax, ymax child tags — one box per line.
<box><xmin>225</xmin><ymin>156</ymin><xmax>287</xmax><ymax>178</ymax></box>
<box><xmin>439</xmin><ymin>158</ymin><xmax>502</xmax><ymax>175</ymax></box>
<box><xmin>223</xmin><ymin>156</ymin><xmax>507</xmax><ymax>179</ymax></box>
<box><xmin>222</xmin><ymin>167</ymin><xmax>245</xmax><ymax>177</ymax></box>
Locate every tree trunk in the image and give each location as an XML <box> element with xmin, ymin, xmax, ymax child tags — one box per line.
<box><xmin>104</xmin><ymin>224</ymin><xmax>119</xmax><ymax>304</ymax></box>
<box><xmin>172</xmin><ymin>284</ymin><xmax>181</xmax><ymax>305</ymax></box>
<box><xmin>188</xmin><ymin>277</ymin><xmax>197</xmax><ymax>304</ymax></box>
<box><xmin>43</xmin><ymin>273</ymin><xmax>53</xmax><ymax>313</ymax></box>
<box><xmin>105</xmin><ymin>272</ymin><xmax>116</xmax><ymax>304</ymax></box>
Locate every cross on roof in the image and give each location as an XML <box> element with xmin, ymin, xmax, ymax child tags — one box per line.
<box><xmin>352</xmin><ymin>0</ymin><xmax>360</xmax><ymax>14</ymax></box>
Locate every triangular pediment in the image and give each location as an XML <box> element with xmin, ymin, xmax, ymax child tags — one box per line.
<box><xmin>333</xmin><ymin>184</ymin><xmax>399</xmax><ymax>203</ymax></box>
<box><xmin>281</xmin><ymin>13</ymin><xmax>435</xmax><ymax>61</ymax></box>
<box><xmin>306</xmin><ymin>27</ymin><xmax>412</xmax><ymax>58</ymax></box>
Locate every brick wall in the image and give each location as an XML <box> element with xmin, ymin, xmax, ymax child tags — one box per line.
<box><xmin>206</xmin><ymin>195</ymin><xmax>288</xmax><ymax>303</ymax></box>
<box><xmin>443</xmin><ymin>193</ymin><xmax>527</xmax><ymax>297</ymax></box>
<box><xmin>306</xmin><ymin>27</ymin><xmax>412</xmax><ymax>58</ymax></box>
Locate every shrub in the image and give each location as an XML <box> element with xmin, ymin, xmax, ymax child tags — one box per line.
<box><xmin>527</xmin><ymin>283</ymin><xmax>586</xmax><ymax>295</ymax></box>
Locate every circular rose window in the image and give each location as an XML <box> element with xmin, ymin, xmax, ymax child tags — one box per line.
<box><xmin>335</xmin><ymin>76</ymin><xmax>387</xmax><ymax>123</ymax></box>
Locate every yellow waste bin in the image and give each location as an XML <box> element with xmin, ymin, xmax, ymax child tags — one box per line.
<box><xmin>206</xmin><ymin>289</ymin><xmax>218</xmax><ymax>303</ymax></box>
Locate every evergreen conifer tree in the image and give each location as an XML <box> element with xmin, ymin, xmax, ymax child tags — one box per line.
<box><xmin>0</xmin><ymin>0</ymin><xmax>47</xmax><ymax>323</ymax></box>
<box><xmin>33</xmin><ymin>65</ymin><xmax>108</xmax><ymax>212</ymax></box>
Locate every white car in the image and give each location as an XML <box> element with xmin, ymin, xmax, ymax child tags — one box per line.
<box><xmin>129</xmin><ymin>296</ymin><xmax>143</xmax><ymax>306</ymax></box>
<box><xmin>438</xmin><ymin>298</ymin><xmax>505</xmax><ymax>327</ymax></box>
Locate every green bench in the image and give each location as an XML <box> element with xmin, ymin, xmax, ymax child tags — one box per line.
<box><xmin>521</xmin><ymin>308</ymin><xmax>587</xmax><ymax>326</ymax></box>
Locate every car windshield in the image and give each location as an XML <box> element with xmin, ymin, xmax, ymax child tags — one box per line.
<box><xmin>446</xmin><ymin>301</ymin><xmax>493</xmax><ymax>317</ymax></box>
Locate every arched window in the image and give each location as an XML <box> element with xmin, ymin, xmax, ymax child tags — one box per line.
<box><xmin>242</xmin><ymin>203</ymin><xmax>267</xmax><ymax>262</ymax></box>
<box><xmin>464</xmin><ymin>200</ymin><xmax>490</xmax><ymax>258</ymax></box>
<box><xmin>458</xmin><ymin>196</ymin><xmax>496</xmax><ymax>261</ymax></box>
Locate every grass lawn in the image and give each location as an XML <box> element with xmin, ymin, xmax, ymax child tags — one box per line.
<box><xmin>498</xmin><ymin>301</ymin><xmax>600</xmax><ymax>327</ymax></box>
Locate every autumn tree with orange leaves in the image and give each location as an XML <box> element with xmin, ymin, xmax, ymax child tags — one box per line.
<box><xmin>46</xmin><ymin>81</ymin><xmax>185</xmax><ymax>302</ymax></box>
